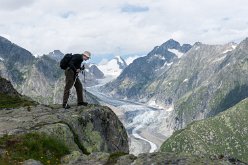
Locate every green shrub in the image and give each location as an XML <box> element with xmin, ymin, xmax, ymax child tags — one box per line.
<box><xmin>0</xmin><ymin>93</ymin><xmax>36</xmax><ymax>109</ymax></box>
<box><xmin>0</xmin><ymin>133</ymin><xmax>70</xmax><ymax>165</ymax></box>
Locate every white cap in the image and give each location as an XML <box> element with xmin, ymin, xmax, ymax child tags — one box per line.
<box><xmin>83</xmin><ymin>51</ymin><xmax>91</xmax><ymax>58</ymax></box>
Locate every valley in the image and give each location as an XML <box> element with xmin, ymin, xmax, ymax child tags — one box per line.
<box><xmin>87</xmin><ymin>85</ymin><xmax>173</xmax><ymax>155</ymax></box>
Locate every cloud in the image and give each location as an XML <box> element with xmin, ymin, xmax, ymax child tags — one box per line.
<box><xmin>121</xmin><ymin>4</ymin><xmax>149</xmax><ymax>13</ymax></box>
<box><xmin>1</xmin><ymin>0</ymin><xmax>248</xmax><ymax>63</ymax></box>
<box><xmin>0</xmin><ymin>0</ymin><xmax>35</xmax><ymax>10</ymax></box>
<box><xmin>60</xmin><ymin>11</ymin><xmax>76</xmax><ymax>19</ymax></box>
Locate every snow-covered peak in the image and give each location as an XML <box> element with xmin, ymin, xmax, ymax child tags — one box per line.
<box><xmin>0</xmin><ymin>57</ymin><xmax>4</xmax><ymax>61</ymax></box>
<box><xmin>97</xmin><ymin>56</ymin><xmax>127</xmax><ymax>78</ymax></box>
<box><xmin>125</xmin><ymin>55</ymin><xmax>141</xmax><ymax>65</ymax></box>
<box><xmin>114</xmin><ymin>56</ymin><xmax>127</xmax><ymax>69</ymax></box>
<box><xmin>115</xmin><ymin>56</ymin><xmax>123</xmax><ymax>62</ymax></box>
<box><xmin>168</xmin><ymin>48</ymin><xmax>184</xmax><ymax>58</ymax></box>
<box><xmin>222</xmin><ymin>42</ymin><xmax>238</xmax><ymax>54</ymax></box>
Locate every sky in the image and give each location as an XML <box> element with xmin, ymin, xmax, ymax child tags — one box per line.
<box><xmin>1</xmin><ymin>0</ymin><xmax>248</xmax><ymax>63</ymax></box>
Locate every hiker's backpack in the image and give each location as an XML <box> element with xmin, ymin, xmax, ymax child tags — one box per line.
<box><xmin>60</xmin><ymin>53</ymin><xmax>73</xmax><ymax>70</ymax></box>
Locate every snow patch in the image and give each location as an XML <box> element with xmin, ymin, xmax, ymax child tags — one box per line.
<box><xmin>158</xmin><ymin>62</ymin><xmax>174</xmax><ymax>71</ymax></box>
<box><xmin>183</xmin><ymin>79</ymin><xmax>188</xmax><ymax>82</ymax></box>
<box><xmin>222</xmin><ymin>44</ymin><xmax>237</xmax><ymax>54</ymax></box>
<box><xmin>232</xmin><ymin>45</ymin><xmax>237</xmax><ymax>49</ymax></box>
<box><xmin>147</xmin><ymin>99</ymin><xmax>174</xmax><ymax>111</ymax></box>
<box><xmin>98</xmin><ymin>58</ymin><xmax>122</xmax><ymax>77</ymax></box>
<box><xmin>148</xmin><ymin>100</ymin><xmax>164</xmax><ymax>109</ymax></box>
<box><xmin>222</xmin><ymin>49</ymin><xmax>233</xmax><ymax>54</ymax></box>
<box><xmin>168</xmin><ymin>49</ymin><xmax>184</xmax><ymax>58</ymax></box>
<box><xmin>195</xmin><ymin>46</ymin><xmax>200</xmax><ymax>50</ymax></box>
<box><xmin>212</xmin><ymin>55</ymin><xmax>227</xmax><ymax>63</ymax></box>
<box><xmin>0</xmin><ymin>57</ymin><xmax>3</xmax><ymax>61</ymax></box>
<box><xmin>126</xmin><ymin>55</ymin><xmax>140</xmax><ymax>65</ymax></box>
<box><xmin>166</xmin><ymin>106</ymin><xmax>174</xmax><ymax>112</ymax></box>
<box><xmin>154</xmin><ymin>54</ymin><xmax>165</xmax><ymax>60</ymax></box>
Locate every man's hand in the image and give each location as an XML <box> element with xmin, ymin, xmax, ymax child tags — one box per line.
<box><xmin>76</xmin><ymin>69</ymin><xmax>81</xmax><ymax>73</ymax></box>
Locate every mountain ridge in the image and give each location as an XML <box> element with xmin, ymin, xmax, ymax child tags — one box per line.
<box><xmin>101</xmin><ymin>39</ymin><xmax>192</xmax><ymax>99</ymax></box>
<box><xmin>161</xmin><ymin>97</ymin><xmax>248</xmax><ymax>163</ymax></box>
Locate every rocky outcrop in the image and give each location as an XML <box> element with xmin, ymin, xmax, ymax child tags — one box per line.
<box><xmin>0</xmin><ymin>77</ymin><xmax>128</xmax><ymax>164</ymax></box>
<box><xmin>0</xmin><ymin>104</ymin><xmax>129</xmax><ymax>154</ymax></box>
<box><xmin>60</xmin><ymin>151</ymin><xmax>247</xmax><ymax>165</ymax></box>
<box><xmin>117</xmin><ymin>152</ymin><xmax>247</xmax><ymax>165</ymax></box>
<box><xmin>160</xmin><ymin>98</ymin><xmax>248</xmax><ymax>163</ymax></box>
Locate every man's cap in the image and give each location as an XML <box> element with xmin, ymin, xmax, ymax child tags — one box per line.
<box><xmin>83</xmin><ymin>51</ymin><xmax>91</xmax><ymax>58</ymax></box>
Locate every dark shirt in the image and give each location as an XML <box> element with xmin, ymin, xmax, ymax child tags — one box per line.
<box><xmin>68</xmin><ymin>54</ymin><xmax>84</xmax><ymax>73</ymax></box>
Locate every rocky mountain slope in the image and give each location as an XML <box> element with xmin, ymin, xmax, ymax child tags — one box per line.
<box><xmin>0</xmin><ymin>78</ymin><xmax>129</xmax><ymax>164</ymax></box>
<box><xmin>0</xmin><ymin>36</ymin><xmax>35</xmax><ymax>85</ymax></box>
<box><xmin>146</xmin><ymin>39</ymin><xmax>246</xmax><ymax>129</ymax></box>
<box><xmin>101</xmin><ymin>37</ymin><xmax>248</xmax><ymax>132</ymax></box>
<box><xmin>101</xmin><ymin>39</ymin><xmax>192</xmax><ymax>99</ymax></box>
<box><xmin>161</xmin><ymin>98</ymin><xmax>248</xmax><ymax>163</ymax></box>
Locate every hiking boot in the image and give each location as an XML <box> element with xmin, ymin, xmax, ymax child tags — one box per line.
<box><xmin>63</xmin><ymin>104</ymin><xmax>71</xmax><ymax>109</ymax></box>
<box><xmin>77</xmin><ymin>102</ymin><xmax>88</xmax><ymax>106</ymax></box>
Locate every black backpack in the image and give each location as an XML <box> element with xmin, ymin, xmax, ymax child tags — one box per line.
<box><xmin>60</xmin><ymin>53</ymin><xmax>73</xmax><ymax>70</ymax></box>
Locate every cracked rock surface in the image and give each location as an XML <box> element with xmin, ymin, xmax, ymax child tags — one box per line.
<box><xmin>0</xmin><ymin>104</ymin><xmax>129</xmax><ymax>154</ymax></box>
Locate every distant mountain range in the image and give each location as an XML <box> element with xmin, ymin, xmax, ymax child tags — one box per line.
<box><xmin>97</xmin><ymin>56</ymin><xmax>128</xmax><ymax>79</ymax></box>
<box><xmin>100</xmin><ymin>37</ymin><xmax>248</xmax><ymax>133</ymax></box>
<box><xmin>0</xmin><ymin>35</ymin><xmax>133</xmax><ymax>104</ymax></box>
<box><xmin>101</xmin><ymin>39</ymin><xmax>192</xmax><ymax>98</ymax></box>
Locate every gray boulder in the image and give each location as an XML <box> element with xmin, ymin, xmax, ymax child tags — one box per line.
<box><xmin>0</xmin><ymin>104</ymin><xmax>129</xmax><ymax>154</ymax></box>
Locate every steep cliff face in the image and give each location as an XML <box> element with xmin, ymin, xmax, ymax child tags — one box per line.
<box><xmin>0</xmin><ymin>36</ymin><xmax>35</xmax><ymax>84</ymax></box>
<box><xmin>0</xmin><ymin>36</ymin><xmax>34</xmax><ymax>66</ymax></box>
<box><xmin>160</xmin><ymin>98</ymin><xmax>248</xmax><ymax>163</ymax></box>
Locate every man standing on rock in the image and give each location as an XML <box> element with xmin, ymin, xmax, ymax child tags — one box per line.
<box><xmin>62</xmin><ymin>51</ymin><xmax>91</xmax><ymax>109</ymax></box>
